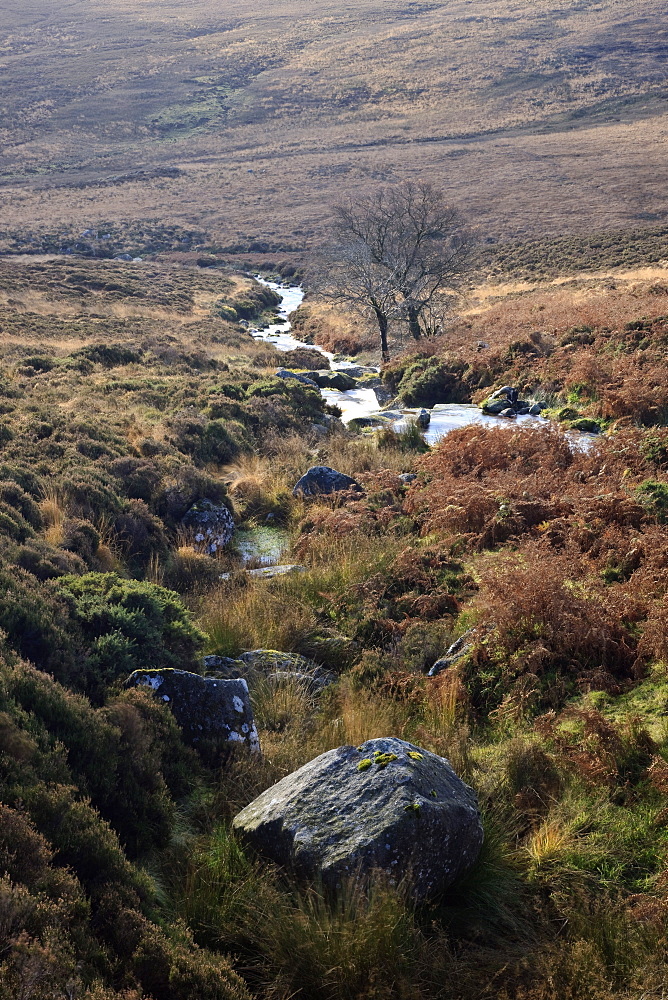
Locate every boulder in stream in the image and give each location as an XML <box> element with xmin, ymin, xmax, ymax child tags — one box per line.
<box><xmin>293</xmin><ymin>466</ymin><xmax>362</xmax><ymax>497</ymax></box>
<box><xmin>309</xmin><ymin>371</ymin><xmax>358</xmax><ymax>391</ymax></box>
<box><xmin>203</xmin><ymin>649</ymin><xmax>336</xmax><ymax>691</ymax></box>
<box><xmin>275</xmin><ymin>368</ymin><xmax>319</xmax><ymax>387</ymax></box>
<box><xmin>232</xmin><ymin>737</ymin><xmax>483</xmax><ymax>901</ymax></box>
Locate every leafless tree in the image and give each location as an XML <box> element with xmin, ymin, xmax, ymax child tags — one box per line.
<box><xmin>313</xmin><ymin>182</ymin><xmax>473</xmax><ymax>361</ymax></box>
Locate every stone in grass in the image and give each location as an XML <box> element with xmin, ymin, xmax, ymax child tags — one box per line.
<box><xmin>233</xmin><ymin>736</ymin><xmax>483</xmax><ymax>901</ymax></box>
<box><xmin>182</xmin><ymin>499</ymin><xmax>234</xmax><ymax>556</ymax></box>
<box><xmin>293</xmin><ymin>466</ymin><xmax>362</xmax><ymax>497</ymax></box>
<box><xmin>126</xmin><ymin>668</ymin><xmax>260</xmax><ymax>753</ymax></box>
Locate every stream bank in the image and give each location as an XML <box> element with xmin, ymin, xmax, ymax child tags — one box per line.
<box><xmin>250</xmin><ymin>280</ymin><xmax>597</xmax><ymax>449</ymax></box>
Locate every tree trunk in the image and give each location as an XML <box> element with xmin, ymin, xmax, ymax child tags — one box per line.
<box><xmin>374</xmin><ymin>307</ymin><xmax>390</xmax><ymax>362</ymax></box>
<box><xmin>407</xmin><ymin>304</ymin><xmax>422</xmax><ymax>341</ymax></box>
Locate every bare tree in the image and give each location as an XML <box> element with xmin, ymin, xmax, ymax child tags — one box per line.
<box><xmin>313</xmin><ymin>182</ymin><xmax>472</xmax><ymax>361</ymax></box>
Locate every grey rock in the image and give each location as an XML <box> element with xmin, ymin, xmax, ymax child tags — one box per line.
<box><xmin>482</xmin><ymin>399</ymin><xmax>513</xmax><ymax>415</ymax></box>
<box><xmin>347</xmin><ymin>415</ymin><xmax>390</xmax><ymax>430</ymax></box>
<box><xmin>336</xmin><ymin>365</ymin><xmax>379</xmax><ymax>378</ymax></box>
<box><xmin>529</xmin><ymin>402</ymin><xmax>545</xmax><ymax>415</ymax></box>
<box><xmin>293</xmin><ymin>465</ymin><xmax>362</xmax><ymax>497</ymax></box>
<box><xmin>373</xmin><ymin>385</ymin><xmax>396</xmax><ymax>406</ymax></box>
<box><xmin>275</xmin><ymin>368</ymin><xmax>318</xmax><ymax>388</ymax></box>
<box><xmin>182</xmin><ymin>499</ymin><xmax>234</xmax><ymax>555</ymax></box>
<box><xmin>399</xmin><ymin>473</ymin><xmax>417</xmax><ymax>484</ymax></box>
<box><xmin>489</xmin><ymin>386</ymin><xmax>514</xmax><ymax>401</ymax></box>
<box><xmin>207</xmin><ymin>649</ymin><xmax>336</xmax><ymax>690</ymax></box>
<box><xmin>126</xmin><ymin>669</ymin><xmax>260</xmax><ymax>752</ymax></box>
<box><xmin>380</xmin><ymin>410</ymin><xmax>404</xmax><ymax>420</ymax></box>
<box><xmin>498</xmin><ymin>408</ymin><xmax>516</xmax><ymax>418</ymax></box>
<box><xmin>416</xmin><ymin>408</ymin><xmax>431</xmax><ymax>429</ymax></box>
<box><xmin>309</xmin><ymin>371</ymin><xmax>357</xmax><ymax>391</ymax></box>
<box><xmin>219</xmin><ymin>564</ymin><xmax>307</xmax><ymax>581</ymax></box>
<box><xmin>233</xmin><ymin>737</ymin><xmax>483</xmax><ymax>901</ymax></box>
<box><xmin>203</xmin><ymin>654</ymin><xmax>240</xmax><ymax>671</ymax></box>
<box><xmin>428</xmin><ymin>629</ymin><xmax>477</xmax><ymax>677</ymax></box>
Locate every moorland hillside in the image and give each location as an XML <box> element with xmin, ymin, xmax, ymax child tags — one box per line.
<box><xmin>0</xmin><ymin>252</ymin><xmax>667</xmax><ymax>998</ymax></box>
<box><xmin>1</xmin><ymin>0</ymin><xmax>667</xmax><ymax>256</ymax></box>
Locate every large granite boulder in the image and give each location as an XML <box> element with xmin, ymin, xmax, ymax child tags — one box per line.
<box><xmin>293</xmin><ymin>466</ymin><xmax>362</xmax><ymax>497</ymax></box>
<box><xmin>182</xmin><ymin>499</ymin><xmax>234</xmax><ymax>555</ymax></box>
<box><xmin>233</xmin><ymin>737</ymin><xmax>483</xmax><ymax>900</ymax></box>
<box><xmin>126</xmin><ymin>668</ymin><xmax>260</xmax><ymax>753</ymax></box>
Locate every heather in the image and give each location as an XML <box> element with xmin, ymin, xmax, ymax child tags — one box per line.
<box><xmin>0</xmin><ymin>255</ymin><xmax>668</xmax><ymax>999</ymax></box>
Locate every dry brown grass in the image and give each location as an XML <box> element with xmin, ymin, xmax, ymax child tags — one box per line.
<box><xmin>1</xmin><ymin>0</ymin><xmax>667</xmax><ymax>254</ymax></box>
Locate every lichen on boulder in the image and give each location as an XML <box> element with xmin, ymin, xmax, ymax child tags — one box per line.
<box><xmin>125</xmin><ymin>668</ymin><xmax>260</xmax><ymax>753</ymax></box>
<box><xmin>232</xmin><ymin>736</ymin><xmax>483</xmax><ymax>901</ymax></box>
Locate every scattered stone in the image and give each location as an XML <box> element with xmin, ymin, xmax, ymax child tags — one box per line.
<box><xmin>182</xmin><ymin>499</ymin><xmax>235</xmax><ymax>555</ymax></box>
<box><xmin>428</xmin><ymin>629</ymin><xmax>478</xmax><ymax>677</ymax></box>
<box><xmin>219</xmin><ymin>564</ymin><xmax>307</xmax><ymax>581</ymax></box>
<box><xmin>275</xmin><ymin>368</ymin><xmax>318</xmax><ymax>387</ymax></box>
<box><xmin>293</xmin><ymin>466</ymin><xmax>362</xmax><ymax>497</ymax></box>
<box><xmin>125</xmin><ymin>669</ymin><xmax>260</xmax><ymax>752</ymax></box>
<box><xmin>233</xmin><ymin>737</ymin><xmax>483</xmax><ymax>901</ymax></box>
<box><xmin>347</xmin><ymin>415</ymin><xmax>390</xmax><ymax>431</ymax></box>
<box><xmin>529</xmin><ymin>403</ymin><xmax>544</xmax><ymax>415</ymax></box>
<box><xmin>204</xmin><ymin>649</ymin><xmax>336</xmax><ymax>690</ymax></box>
<box><xmin>498</xmin><ymin>408</ymin><xmax>516</xmax><ymax>418</ymax></box>
<box><xmin>482</xmin><ymin>398</ymin><xmax>514</xmax><ymax>415</ymax></box>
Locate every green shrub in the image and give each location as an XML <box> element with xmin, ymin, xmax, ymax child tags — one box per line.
<box><xmin>55</xmin><ymin>573</ymin><xmax>206</xmax><ymax>698</ymax></box>
<box><xmin>634</xmin><ymin>479</ymin><xmax>668</xmax><ymax>522</ymax></box>
<box><xmin>391</xmin><ymin>356</ymin><xmax>469</xmax><ymax>406</ymax></box>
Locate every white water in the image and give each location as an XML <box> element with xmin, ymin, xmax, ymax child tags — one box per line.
<box><xmin>250</xmin><ymin>281</ymin><xmax>597</xmax><ymax>449</ymax></box>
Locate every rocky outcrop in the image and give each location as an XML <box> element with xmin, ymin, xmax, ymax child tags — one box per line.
<box><xmin>233</xmin><ymin>737</ymin><xmax>483</xmax><ymax>901</ymax></box>
<box><xmin>182</xmin><ymin>499</ymin><xmax>234</xmax><ymax>555</ymax></box>
<box><xmin>126</xmin><ymin>668</ymin><xmax>259</xmax><ymax>752</ymax></box>
<box><xmin>293</xmin><ymin>466</ymin><xmax>362</xmax><ymax>497</ymax></box>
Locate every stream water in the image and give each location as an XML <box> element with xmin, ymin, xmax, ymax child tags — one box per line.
<box><xmin>249</xmin><ymin>280</ymin><xmax>583</xmax><ymax>448</ymax></box>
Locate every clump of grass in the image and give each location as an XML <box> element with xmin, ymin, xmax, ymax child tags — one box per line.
<box><xmin>39</xmin><ymin>485</ymin><xmax>66</xmax><ymax>546</ymax></box>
